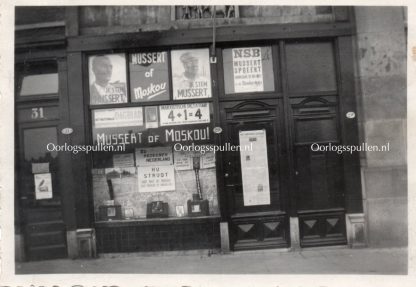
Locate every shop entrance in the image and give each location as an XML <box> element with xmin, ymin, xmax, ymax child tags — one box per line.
<box><xmin>219</xmin><ymin>99</ymin><xmax>290</xmax><ymax>250</ymax></box>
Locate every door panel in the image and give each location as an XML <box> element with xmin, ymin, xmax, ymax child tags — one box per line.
<box><xmin>220</xmin><ymin>100</ymin><xmax>289</xmax><ymax>250</ymax></box>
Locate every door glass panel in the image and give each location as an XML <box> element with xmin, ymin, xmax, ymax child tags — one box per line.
<box><xmin>223</xmin><ymin>46</ymin><xmax>275</xmax><ymax>94</ymax></box>
<box><xmin>19</xmin><ymin>127</ymin><xmax>59</xmax><ymax>204</ymax></box>
<box><xmin>285</xmin><ymin>42</ymin><xmax>337</xmax><ymax>93</ymax></box>
<box><xmin>23</xmin><ymin>127</ymin><xmax>58</xmax><ymax>161</ymax></box>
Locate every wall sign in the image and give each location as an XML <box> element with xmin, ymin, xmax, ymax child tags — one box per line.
<box><xmin>129</xmin><ymin>52</ymin><xmax>170</xmax><ymax>102</ymax></box>
<box><xmin>135</xmin><ymin>147</ymin><xmax>173</xmax><ymax>166</ymax></box>
<box><xmin>145</xmin><ymin>106</ymin><xmax>159</xmax><ymax>129</ymax></box>
<box><xmin>171</xmin><ymin>48</ymin><xmax>212</xmax><ymax>100</ymax></box>
<box><xmin>93</xmin><ymin>107</ymin><xmax>143</xmax><ymax>129</ymax></box>
<box><xmin>239</xmin><ymin>130</ymin><xmax>271</xmax><ymax>206</ymax></box>
<box><xmin>159</xmin><ymin>103</ymin><xmax>210</xmax><ymax>126</ymax></box>
<box><xmin>88</xmin><ymin>53</ymin><xmax>128</xmax><ymax>105</ymax></box>
<box><xmin>138</xmin><ymin>165</ymin><xmax>175</xmax><ymax>192</ymax></box>
<box><xmin>34</xmin><ymin>173</ymin><xmax>53</xmax><ymax>200</ymax></box>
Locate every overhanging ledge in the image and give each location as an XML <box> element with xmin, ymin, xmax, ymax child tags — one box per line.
<box><xmin>67</xmin><ymin>22</ymin><xmax>354</xmax><ymax>52</ymax></box>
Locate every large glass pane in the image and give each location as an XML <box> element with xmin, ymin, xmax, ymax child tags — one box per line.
<box><xmin>286</xmin><ymin>42</ymin><xmax>337</xmax><ymax>93</ymax></box>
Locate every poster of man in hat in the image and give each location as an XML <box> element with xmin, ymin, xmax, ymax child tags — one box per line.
<box><xmin>89</xmin><ymin>53</ymin><xmax>128</xmax><ymax>105</ymax></box>
<box><xmin>171</xmin><ymin>48</ymin><xmax>212</xmax><ymax>100</ymax></box>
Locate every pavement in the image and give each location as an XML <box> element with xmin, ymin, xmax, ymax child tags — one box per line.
<box><xmin>15</xmin><ymin>246</ymin><xmax>408</xmax><ymax>275</ymax></box>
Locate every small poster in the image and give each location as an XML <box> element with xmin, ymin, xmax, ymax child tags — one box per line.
<box><xmin>113</xmin><ymin>153</ymin><xmax>135</xmax><ymax>167</ymax></box>
<box><xmin>239</xmin><ymin>130</ymin><xmax>270</xmax><ymax>206</ymax></box>
<box><xmin>171</xmin><ymin>48</ymin><xmax>212</xmax><ymax>100</ymax></box>
<box><xmin>232</xmin><ymin>47</ymin><xmax>264</xmax><ymax>93</ymax></box>
<box><xmin>145</xmin><ymin>106</ymin><xmax>159</xmax><ymax>129</ymax></box>
<box><xmin>129</xmin><ymin>52</ymin><xmax>170</xmax><ymax>102</ymax></box>
<box><xmin>200</xmin><ymin>151</ymin><xmax>216</xmax><ymax>169</ymax></box>
<box><xmin>159</xmin><ymin>103</ymin><xmax>210</xmax><ymax>126</ymax></box>
<box><xmin>135</xmin><ymin>147</ymin><xmax>173</xmax><ymax>166</ymax></box>
<box><xmin>34</xmin><ymin>173</ymin><xmax>53</xmax><ymax>200</ymax></box>
<box><xmin>93</xmin><ymin>107</ymin><xmax>143</xmax><ymax>129</ymax></box>
<box><xmin>88</xmin><ymin>54</ymin><xmax>128</xmax><ymax>105</ymax></box>
<box><xmin>173</xmin><ymin>151</ymin><xmax>193</xmax><ymax>171</ymax></box>
<box><xmin>138</xmin><ymin>165</ymin><xmax>175</xmax><ymax>192</ymax></box>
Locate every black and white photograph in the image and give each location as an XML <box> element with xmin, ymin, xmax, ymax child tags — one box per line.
<box><xmin>0</xmin><ymin>2</ymin><xmax>413</xmax><ymax>287</ymax></box>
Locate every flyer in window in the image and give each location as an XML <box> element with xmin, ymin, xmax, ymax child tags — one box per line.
<box><xmin>135</xmin><ymin>146</ymin><xmax>173</xmax><ymax>166</ymax></box>
<box><xmin>88</xmin><ymin>53</ymin><xmax>127</xmax><ymax>105</ymax></box>
<box><xmin>232</xmin><ymin>47</ymin><xmax>264</xmax><ymax>93</ymax></box>
<box><xmin>34</xmin><ymin>173</ymin><xmax>53</xmax><ymax>200</ymax></box>
<box><xmin>171</xmin><ymin>48</ymin><xmax>212</xmax><ymax>100</ymax></box>
<box><xmin>137</xmin><ymin>165</ymin><xmax>175</xmax><ymax>192</ymax></box>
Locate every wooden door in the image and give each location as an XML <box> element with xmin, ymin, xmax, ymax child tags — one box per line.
<box><xmin>220</xmin><ymin>99</ymin><xmax>289</xmax><ymax>250</ymax></box>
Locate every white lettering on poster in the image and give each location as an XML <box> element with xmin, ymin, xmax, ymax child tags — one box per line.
<box><xmin>94</xmin><ymin>107</ymin><xmax>143</xmax><ymax>128</ymax></box>
<box><xmin>135</xmin><ymin>147</ymin><xmax>173</xmax><ymax>166</ymax></box>
<box><xmin>34</xmin><ymin>173</ymin><xmax>53</xmax><ymax>200</ymax></box>
<box><xmin>138</xmin><ymin>165</ymin><xmax>175</xmax><ymax>192</ymax></box>
<box><xmin>239</xmin><ymin>130</ymin><xmax>270</xmax><ymax>206</ymax></box>
<box><xmin>232</xmin><ymin>47</ymin><xmax>264</xmax><ymax>93</ymax></box>
<box><xmin>159</xmin><ymin>103</ymin><xmax>210</xmax><ymax>126</ymax></box>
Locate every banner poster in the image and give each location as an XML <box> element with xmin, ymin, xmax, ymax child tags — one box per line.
<box><xmin>129</xmin><ymin>52</ymin><xmax>170</xmax><ymax>102</ymax></box>
<box><xmin>135</xmin><ymin>146</ymin><xmax>173</xmax><ymax>166</ymax></box>
<box><xmin>173</xmin><ymin>150</ymin><xmax>193</xmax><ymax>171</ymax></box>
<box><xmin>137</xmin><ymin>165</ymin><xmax>175</xmax><ymax>192</ymax></box>
<box><xmin>239</xmin><ymin>130</ymin><xmax>271</xmax><ymax>206</ymax></box>
<box><xmin>93</xmin><ymin>107</ymin><xmax>143</xmax><ymax>129</ymax></box>
<box><xmin>232</xmin><ymin>47</ymin><xmax>264</xmax><ymax>93</ymax></box>
<box><xmin>112</xmin><ymin>153</ymin><xmax>135</xmax><ymax>167</ymax></box>
<box><xmin>200</xmin><ymin>150</ymin><xmax>216</xmax><ymax>169</ymax></box>
<box><xmin>145</xmin><ymin>106</ymin><xmax>159</xmax><ymax>129</ymax></box>
<box><xmin>88</xmin><ymin>53</ymin><xmax>128</xmax><ymax>105</ymax></box>
<box><xmin>34</xmin><ymin>173</ymin><xmax>53</xmax><ymax>200</ymax></box>
<box><xmin>171</xmin><ymin>48</ymin><xmax>212</xmax><ymax>100</ymax></box>
<box><xmin>159</xmin><ymin>103</ymin><xmax>210</xmax><ymax>126</ymax></box>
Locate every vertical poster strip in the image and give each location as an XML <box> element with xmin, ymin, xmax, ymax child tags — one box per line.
<box><xmin>88</xmin><ymin>53</ymin><xmax>128</xmax><ymax>105</ymax></box>
<box><xmin>145</xmin><ymin>106</ymin><xmax>159</xmax><ymax>129</ymax></box>
<box><xmin>171</xmin><ymin>48</ymin><xmax>212</xmax><ymax>100</ymax></box>
<box><xmin>239</xmin><ymin>130</ymin><xmax>271</xmax><ymax>206</ymax></box>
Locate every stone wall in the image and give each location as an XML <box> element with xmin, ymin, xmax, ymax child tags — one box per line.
<box><xmin>79</xmin><ymin>6</ymin><xmax>338</xmax><ymax>35</ymax></box>
<box><xmin>353</xmin><ymin>7</ymin><xmax>407</xmax><ymax>247</ymax></box>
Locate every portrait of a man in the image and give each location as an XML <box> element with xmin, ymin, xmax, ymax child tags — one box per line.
<box><xmin>172</xmin><ymin>48</ymin><xmax>212</xmax><ymax>100</ymax></box>
<box><xmin>89</xmin><ymin>54</ymin><xmax>128</xmax><ymax>105</ymax></box>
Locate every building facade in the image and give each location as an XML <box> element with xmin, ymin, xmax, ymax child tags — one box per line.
<box><xmin>14</xmin><ymin>6</ymin><xmax>407</xmax><ymax>261</ymax></box>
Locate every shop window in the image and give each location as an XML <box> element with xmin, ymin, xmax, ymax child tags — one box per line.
<box><xmin>89</xmin><ymin>49</ymin><xmax>219</xmax><ymax>222</ymax></box>
<box><xmin>222</xmin><ymin>46</ymin><xmax>275</xmax><ymax>94</ymax></box>
<box><xmin>285</xmin><ymin>41</ymin><xmax>337</xmax><ymax>93</ymax></box>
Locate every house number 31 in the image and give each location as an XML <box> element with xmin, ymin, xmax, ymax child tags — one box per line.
<box><xmin>31</xmin><ymin>107</ymin><xmax>45</xmax><ymax>119</ymax></box>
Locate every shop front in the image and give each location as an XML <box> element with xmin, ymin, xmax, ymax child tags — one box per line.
<box><xmin>15</xmin><ymin>6</ymin><xmax>364</xmax><ymax>260</ymax></box>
